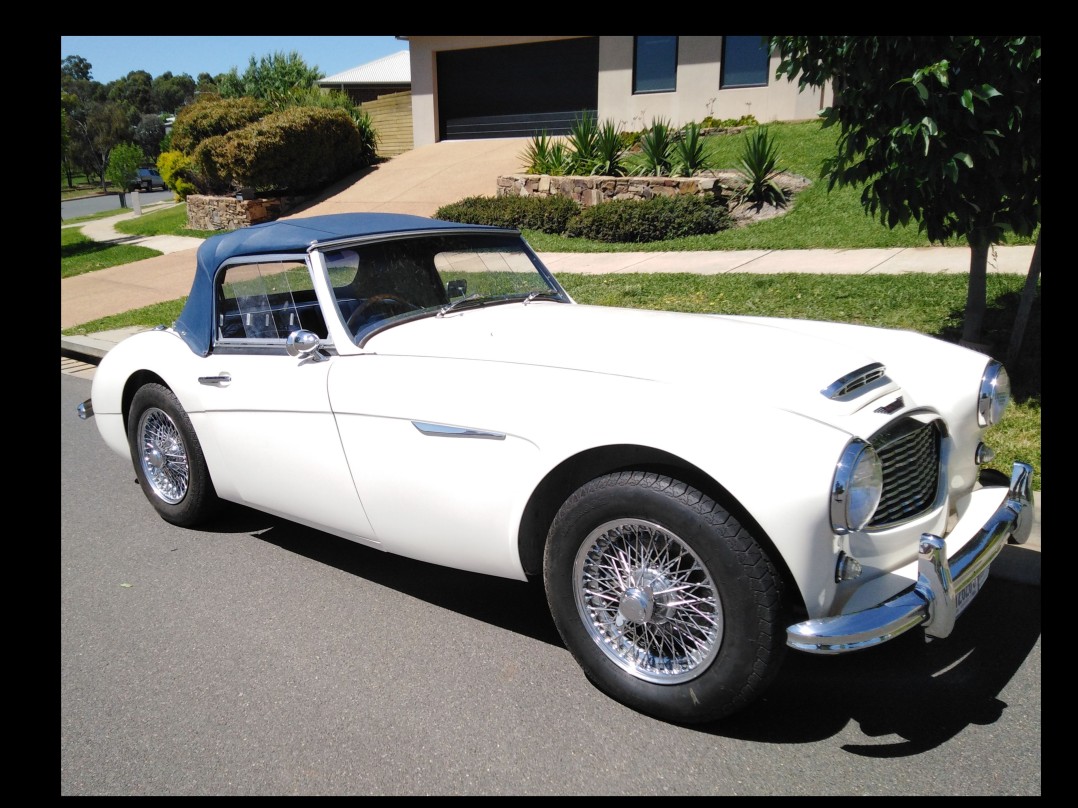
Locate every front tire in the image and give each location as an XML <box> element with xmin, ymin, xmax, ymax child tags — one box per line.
<box><xmin>127</xmin><ymin>383</ymin><xmax>220</xmax><ymax>527</ymax></box>
<box><xmin>544</xmin><ymin>471</ymin><xmax>785</xmax><ymax>724</ymax></box>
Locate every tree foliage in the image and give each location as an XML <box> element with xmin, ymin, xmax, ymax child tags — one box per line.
<box><xmin>771</xmin><ymin>35</ymin><xmax>1041</xmax><ymax>345</ymax></box>
<box><xmin>216</xmin><ymin>51</ymin><xmax>324</xmax><ymax>101</ymax></box>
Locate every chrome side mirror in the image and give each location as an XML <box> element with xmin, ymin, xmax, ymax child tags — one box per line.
<box><xmin>286</xmin><ymin>329</ymin><xmax>325</xmax><ymax>362</ymax></box>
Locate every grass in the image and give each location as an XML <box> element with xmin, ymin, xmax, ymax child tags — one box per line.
<box><xmin>61</xmin><ymin>227</ymin><xmax>162</xmax><ymax>278</ymax></box>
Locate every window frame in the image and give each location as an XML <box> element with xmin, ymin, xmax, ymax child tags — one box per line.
<box><xmin>719</xmin><ymin>35</ymin><xmax>771</xmax><ymax>90</ymax></box>
<box><xmin>633</xmin><ymin>35</ymin><xmax>679</xmax><ymax>95</ymax></box>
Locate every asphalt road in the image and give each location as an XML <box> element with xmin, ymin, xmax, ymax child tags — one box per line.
<box><xmin>62</xmin><ymin>189</ymin><xmax>173</xmax><ymax>220</ymax></box>
<box><xmin>61</xmin><ymin>373</ymin><xmax>1042</xmax><ymax>796</ymax></box>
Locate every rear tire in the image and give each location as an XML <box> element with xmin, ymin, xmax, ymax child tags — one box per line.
<box><xmin>544</xmin><ymin>471</ymin><xmax>785</xmax><ymax>724</ymax></box>
<box><xmin>127</xmin><ymin>384</ymin><xmax>221</xmax><ymax>527</ymax></box>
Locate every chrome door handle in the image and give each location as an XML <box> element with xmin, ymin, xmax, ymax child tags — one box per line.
<box><xmin>198</xmin><ymin>374</ymin><xmax>232</xmax><ymax>385</ymax></box>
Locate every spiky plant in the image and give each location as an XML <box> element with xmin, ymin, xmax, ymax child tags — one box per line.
<box><xmin>732</xmin><ymin>127</ymin><xmax>787</xmax><ymax>208</ymax></box>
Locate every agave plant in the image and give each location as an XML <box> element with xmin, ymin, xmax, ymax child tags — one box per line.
<box><xmin>521</xmin><ymin>132</ymin><xmax>572</xmax><ymax>175</ymax></box>
<box><xmin>669</xmin><ymin>122</ymin><xmax>711</xmax><ymax>177</ymax></box>
<box><xmin>566</xmin><ymin>113</ymin><xmax>600</xmax><ymax>175</ymax></box>
<box><xmin>632</xmin><ymin>118</ymin><xmax>675</xmax><ymax>176</ymax></box>
<box><xmin>732</xmin><ymin>127</ymin><xmax>787</xmax><ymax>209</ymax></box>
<box><xmin>591</xmin><ymin>119</ymin><xmax>627</xmax><ymax>176</ymax></box>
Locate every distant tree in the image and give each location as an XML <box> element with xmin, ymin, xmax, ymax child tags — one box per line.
<box><xmin>152</xmin><ymin>71</ymin><xmax>197</xmax><ymax>113</ymax></box>
<box><xmin>217</xmin><ymin>51</ymin><xmax>325</xmax><ymax>102</ymax></box>
<box><xmin>771</xmin><ymin>36</ymin><xmax>1040</xmax><ymax>347</ymax></box>
<box><xmin>108</xmin><ymin>70</ymin><xmax>155</xmax><ymax>123</ymax></box>
<box><xmin>106</xmin><ymin>142</ymin><xmax>146</xmax><ymax>206</ymax></box>
<box><xmin>70</xmin><ymin>101</ymin><xmax>133</xmax><ymax>191</ymax></box>
<box><xmin>61</xmin><ymin>54</ymin><xmax>93</xmax><ymax>82</ymax></box>
<box><xmin>134</xmin><ymin>114</ymin><xmax>167</xmax><ymax>161</ymax></box>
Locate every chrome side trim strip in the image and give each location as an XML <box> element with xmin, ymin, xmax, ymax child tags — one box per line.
<box><xmin>412</xmin><ymin>421</ymin><xmax>506</xmax><ymax>440</ymax></box>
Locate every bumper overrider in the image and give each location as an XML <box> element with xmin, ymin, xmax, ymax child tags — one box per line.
<box><xmin>787</xmin><ymin>462</ymin><xmax>1034</xmax><ymax>654</ymax></box>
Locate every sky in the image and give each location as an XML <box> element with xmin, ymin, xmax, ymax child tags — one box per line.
<box><xmin>60</xmin><ymin>36</ymin><xmax>405</xmax><ymax>85</ymax></box>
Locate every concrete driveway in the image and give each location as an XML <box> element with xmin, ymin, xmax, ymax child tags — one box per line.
<box><xmin>285</xmin><ymin>138</ymin><xmax>531</xmax><ymax>219</ymax></box>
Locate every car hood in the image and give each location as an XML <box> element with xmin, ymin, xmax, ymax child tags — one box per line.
<box><xmin>363</xmin><ymin>302</ymin><xmax>907</xmax><ymax>418</ymax></box>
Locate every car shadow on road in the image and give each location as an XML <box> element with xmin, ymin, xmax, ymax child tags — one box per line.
<box><xmin>207</xmin><ymin>504</ymin><xmax>563</xmax><ymax>646</ymax></box>
<box><xmin>209</xmin><ymin>504</ymin><xmax>1039</xmax><ymax>755</ymax></box>
<box><xmin>712</xmin><ymin>576</ymin><xmax>1040</xmax><ymax>754</ymax></box>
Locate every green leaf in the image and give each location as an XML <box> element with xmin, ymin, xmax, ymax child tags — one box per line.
<box><xmin>914</xmin><ymin>81</ymin><xmax>928</xmax><ymax>101</ymax></box>
<box><xmin>921</xmin><ymin>117</ymin><xmax>938</xmax><ymax>136</ymax></box>
<box><xmin>960</xmin><ymin>89</ymin><xmax>974</xmax><ymax>112</ymax></box>
<box><xmin>979</xmin><ymin>83</ymin><xmax>1002</xmax><ymax>100</ymax></box>
<box><xmin>955</xmin><ymin>152</ymin><xmax>974</xmax><ymax>168</ymax></box>
<box><xmin>943</xmin><ymin>160</ymin><xmax>958</xmax><ymax>183</ymax></box>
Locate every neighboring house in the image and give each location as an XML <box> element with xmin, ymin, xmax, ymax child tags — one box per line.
<box><xmin>399</xmin><ymin>36</ymin><xmax>833</xmax><ymax>147</ymax></box>
<box><xmin>318</xmin><ymin>50</ymin><xmax>413</xmax><ymax>156</ymax></box>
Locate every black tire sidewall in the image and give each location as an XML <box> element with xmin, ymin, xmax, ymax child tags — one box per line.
<box><xmin>127</xmin><ymin>383</ymin><xmax>219</xmax><ymax>527</ymax></box>
<box><xmin>544</xmin><ymin>472</ymin><xmax>784</xmax><ymax>724</ymax></box>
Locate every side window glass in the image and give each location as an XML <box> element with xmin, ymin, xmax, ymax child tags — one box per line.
<box><xmin>217</xmin><ymin>260</ymin><xmax>327</xmax><ymax>341</ymax></box>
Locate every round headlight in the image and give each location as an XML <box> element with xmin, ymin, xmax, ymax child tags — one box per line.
<box><xmin>831</xmin><ymin>439</ymin><xmax>884</xmax><ymax>534</ymax></box>
<box><xmin>978</xmin><ymin>361</ymin><xmax>1011</xmax><ymax>427</ymax></box>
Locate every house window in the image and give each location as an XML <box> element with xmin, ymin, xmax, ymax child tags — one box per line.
<box><xmin>720</xmin><ymin>36</ymin><xmax>771</xmax><ymax>89</ymax></box>
<box><xmin>633</xmin><ymin>36</ymin><xmax>678</xmax><ymax>94</ymax></box>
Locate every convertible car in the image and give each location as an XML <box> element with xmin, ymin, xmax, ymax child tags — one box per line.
<box><xmin>78</xmin><ymin>212</ymin><xmax>1033</xmax><ymax>724</ymax></box>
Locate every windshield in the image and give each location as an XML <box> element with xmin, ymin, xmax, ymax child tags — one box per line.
<box><xmin>321</xmin><ymin>232</ymin><xmax>568</xmax><ymax>344</ymax></box>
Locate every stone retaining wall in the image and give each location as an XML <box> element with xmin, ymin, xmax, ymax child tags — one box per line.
<box><xmin>186</xmin><ymin>193</ymin><xmax>307</xmax><ymax>231</ymax></box>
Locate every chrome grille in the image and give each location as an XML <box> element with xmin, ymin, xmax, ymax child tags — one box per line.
<box><xmin>868</xmin><ymin>418</ymin><xmax>942</xmax><ymax>528</ymax></box>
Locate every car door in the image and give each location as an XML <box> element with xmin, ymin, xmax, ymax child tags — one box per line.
<box><xmin>193</xmin><ymin>257</ymin><xmax>378</xmax><ymax>546</ymax></box>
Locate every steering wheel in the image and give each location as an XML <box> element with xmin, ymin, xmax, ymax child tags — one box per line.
<box><xmin>346</xmin><ymin>293</ymin><xmax>419</xmax><ymax>333</ymax></box>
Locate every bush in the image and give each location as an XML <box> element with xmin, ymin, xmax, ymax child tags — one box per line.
<box><xmin>156</xmin><ymin>150</ymin><xmax>198</xmax><ymax>199</ymax></box>
<box><xmin>192</xmin><ymin>106</ymin><xmax>365</xmax><ymax>194</ymax></box>
<box><xmin>564</xmin><ymin>195</ymin><xmax>732</xmax><ymax>242</ymax></box>
<box><xmin>435</xmin><ymin>195</ymin><xmax>581</xmax><ymax>234</ymax></box>
<box><xmin>170</xmin><ymin>96</ymin><xmax>269</xmax><ymax>154</ymax></box>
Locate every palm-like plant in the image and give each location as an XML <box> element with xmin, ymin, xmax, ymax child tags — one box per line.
<box><xmin>591</xmin><ymin>119</ymin><xmax>627</xmax><ymax>176</ymax></box>
<box><xmin>566</xmin><ymin>113</ymin><xmax>600</xmax><ymax>175</ymax></box>
<box><xmin>732</xmin><ymin>127</ymin><xmax>787</xmax><ymax>208</ymax></box>
<box><xmin>633</xmin><ymin>118</ymin><xmax>675</xmax><ymax>176</ymax></box>
<box><xmin>669</xmin><ymin>122</ymin><xmax>711</xmax><ymax>177</ymax></box>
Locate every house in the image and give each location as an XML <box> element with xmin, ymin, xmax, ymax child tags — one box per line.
<box><xmin>399</xmin><ymin>36</ymin><xmax>833</xmax><ymax>147</ymax></box>
<box><xmin>318</xmin><ymin>50</ymin><xmax>413</xmax><ymax>156</ymax></box>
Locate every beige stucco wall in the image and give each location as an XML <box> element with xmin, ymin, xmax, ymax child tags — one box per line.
<box><xmin>597</xmin><ymin>36</ymin><xmax>827</xmax><ymax>130</ymax></box>
<box><xmin>405</xmin><ymin>35</ymin><xmax>831</xmax><ymax>147</ymax></box>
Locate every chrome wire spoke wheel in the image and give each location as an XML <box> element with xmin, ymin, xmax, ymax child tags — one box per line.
<box><xmin>137</xmin><ymin>406</ymin><xmax>190</xmax><ymax>505</ymax></box>
<box><xmin>573</xmin><ymin>518</ymin><xmax>723</xmax><ymax>684</ymax></box>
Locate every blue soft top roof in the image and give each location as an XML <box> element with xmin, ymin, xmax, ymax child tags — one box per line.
<box><xmin>174</xmin><ymin>213</ymin><xmax>502</xmax><ymax>356</ymax></box>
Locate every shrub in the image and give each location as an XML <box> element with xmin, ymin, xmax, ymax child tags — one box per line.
<box><xmin>169</xmin><ymin>96</ymin><xmax>269</xmax><ymax>154</ymax></box>
<box><xmin>156</xmin><ymin>150</ymin><xmax>198</xmax><ymax>199</ymax></box>
<box><xmin>732</xmin><ymin>127</ymin><xmax>786</xmax><ymax>209</ymax></box>
<box><xmin>632</xmin><ymin>118</ymin><xmax>676</xmax><ymax>176</ymax></box>
<box><xmin>105</xmin><ymin>143</ymin><xmax>146</xmax><ymax>192</ymax></box>
<box><xmin>669</xmin><ymin>122</ymin><xmax>711</xmax><ymax>177</ymax></box>
<box><xmin>564</xmin><ymin>195</ymin><xmax>732</xmax><ymax>243</ymax></box>
<box><xmin>435</xmin><ymin>195</ymin><xmax>581</xmax><ymax>234</ymax></box>
<box><xmin>522</xmin><ymin>117</ymin><xmax>627</xmax><ymax>177</ymax></box>
<box><xmin>193</xmin><ymin>106</ymin><xmax>364</xmax><ymax>194</ymax></box>
<box><xmin>520</xmin><ymin>132</ymin><xmax>571</xmax><ymax>176</ymax></box>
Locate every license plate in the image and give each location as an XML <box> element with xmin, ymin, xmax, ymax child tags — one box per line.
<box><xmin>956</xmin><ymin>567</ymin><xmax>990</xmax><ymax>616</ymax></box>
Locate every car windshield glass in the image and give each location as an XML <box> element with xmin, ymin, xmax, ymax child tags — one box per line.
<box><xmin>322</xmin><ymin>232</ymin><xmax>566</xmax><ymax>343</ymax></box>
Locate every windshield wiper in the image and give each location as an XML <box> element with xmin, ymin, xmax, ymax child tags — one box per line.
<box><xmin>437</xmin><ymin>293</ymin><xmax>484</xmax><ymax>317</ymax></box>
<box><xmin>522</xmin><ymin>290</ymin><xmax>562</xmax><ymax>305</ymax></box>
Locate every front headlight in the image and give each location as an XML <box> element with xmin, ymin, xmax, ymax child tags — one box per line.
<box><xmin>831</xmin><ymin>439</ymin><xmax>884</xmax><ymax>534</ymax></box>
<box><xmin>977</xmin><ymin>361</ymin><xmax>1011</xmax><ymax>427</ymax></box>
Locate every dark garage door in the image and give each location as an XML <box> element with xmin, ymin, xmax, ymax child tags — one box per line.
<box><xmin>437</xmin><ymin>38</ymin><xmax>599</xmax><ymax>140</ymax></box>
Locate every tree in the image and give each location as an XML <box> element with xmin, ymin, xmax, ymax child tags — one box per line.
<box><xmin>134</xmin><ymin>114</ymin><xmax>167</xmax><ymax>160</ymax></box>
<box><xmin>106</xmin><ymin>143</ymin><xmax>146</xmax><ymax>206</ymax></box>
<box><xmin>217</xmin><ymin>51</ymin><xmax>325</xmax><ymax>103</ymax></box>
<box><xmin>771</xmin><ymin>36</ymin><xmax>1040</xmax><ymax>347</ymax></box>
<box><xmin>152</xmin><ymin>71</ymin><xmax>197</xmax><ymax>114</ymax></box>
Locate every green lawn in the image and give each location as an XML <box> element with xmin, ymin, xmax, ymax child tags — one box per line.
<box><xmin>61</xmin><ymin>227</ymin><xmax>162</xmax><ymax>278</ymax></box>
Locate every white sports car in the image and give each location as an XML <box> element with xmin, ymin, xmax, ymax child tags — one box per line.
<box><xmin>78</xmin><ymin>212</ymin><xmax>1033</xmax><ymax>724</ymax></box>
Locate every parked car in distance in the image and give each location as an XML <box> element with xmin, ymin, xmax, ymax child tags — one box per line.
<box><xmin>77</xmin><ymin>212</ymin><xmax>1034</xmax><ymax>725</ymax></box>
<box><xmin>130</xmin><ymin>167</ymin><xmax>166</xmax><ymax>191</ymax></box>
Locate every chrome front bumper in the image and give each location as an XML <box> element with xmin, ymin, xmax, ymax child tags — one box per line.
<box><xmin>787</xmin><ymin>462</ymin><xmax>1034</xmax><ymax>654</ymax></box>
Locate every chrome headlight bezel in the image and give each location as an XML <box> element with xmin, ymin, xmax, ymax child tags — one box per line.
<box><xmin>831</xmin><ymin>439</ymin><xmax>884</xmax><ymax>534</ymax></box>
<box><xmin>977</xmin><ymin>360</ymin><xmax>1011</xmax><ymax>427</ymax></box>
